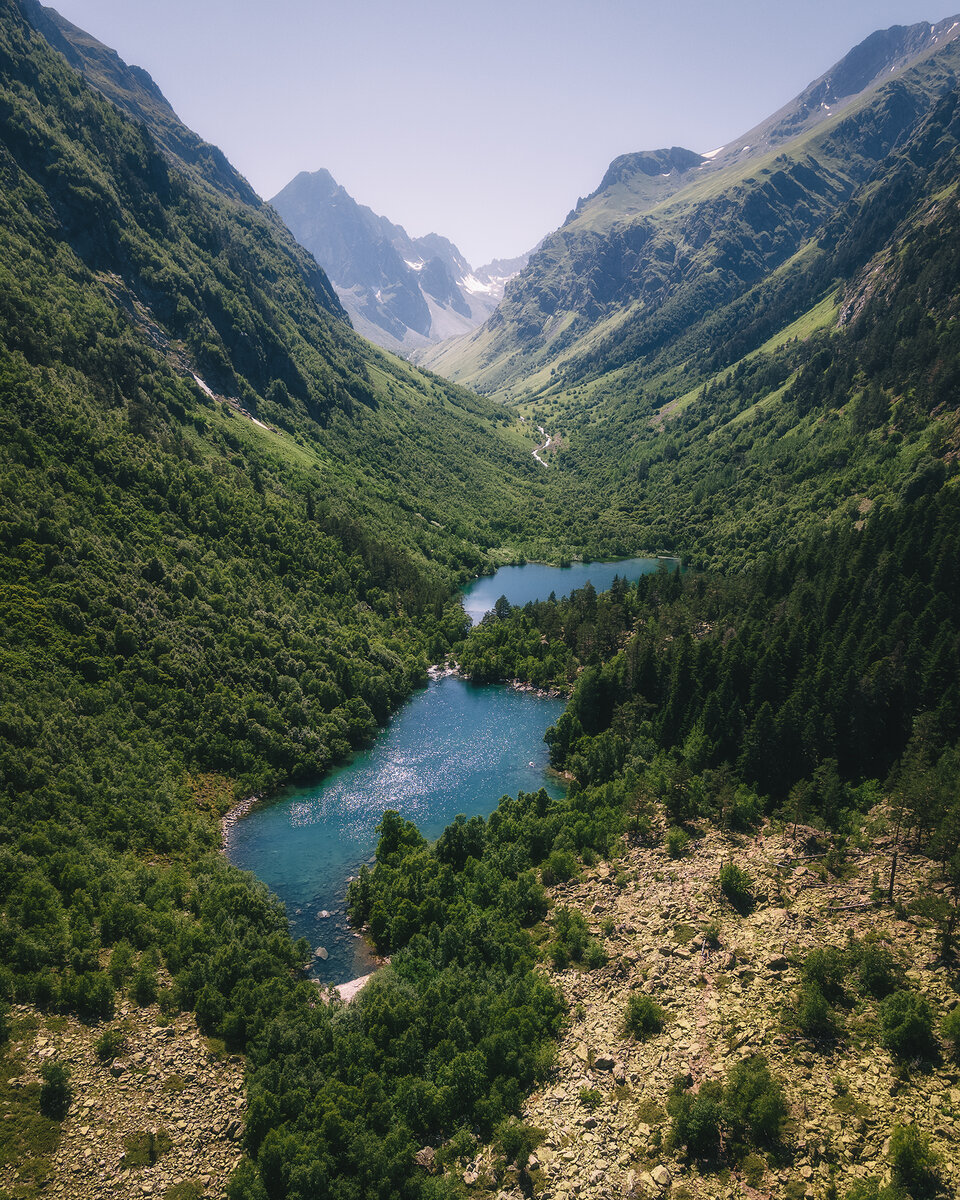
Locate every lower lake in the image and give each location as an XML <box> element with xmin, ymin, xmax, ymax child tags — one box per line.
<box><xmin>461</xmin><ymin>555</ymin><xmax>671</xmax><ymax>624</ymax></box>
<box><xmin>226</xmin><ymin>556</ymin><xmax>673</xmax><ymax>986</ymax></box>
<box><xmin>224</xmin><ymin>677</ymin><xmax>566</xmax><ymax>985</ymax></box>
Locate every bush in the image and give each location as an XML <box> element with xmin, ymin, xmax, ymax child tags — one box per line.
<box><xmin>541</xmin><ymin>849</ymin><xmax>578</xmax><ymax>886</ymax></box>
<box><xmin>879</xmin><ymin>990</ymin><xmax>937</xmax><ymax>1061</ymax></box>
<box><xmin>703</xmin><ymin>920</ymin><xmax>721</xmax><ymax>947</ymax></box>
<box><xmin>801</xmin><ymin>947</ymin><xmax>846</xmax><ymax>1003</ymax></box>
<box><xmin>130</xmin><ymin>968</ymin><xmax>159</xmax><ymax>1007</ymax></box>
<box><xmin>495</xmin><ymin>1118</ymin><xmax>543</xmax><ymax>1169</ymax></box>
<box><xmin>667</xmin><ymin>1076</ymin><xmax>724</xmax><ymax>1158</ymax></box>
<box><xmin>795</xmin><ymin>982</ymin><xmax>838</xmax><ymax>1040</ymax></box>
<box><xmin>942</xmin><ymin>1005</ymin><xmax>960</xmax><ymax>1057</ymax></box>
<box><xmin>624</xmin><ymin>994</ymin><xmax>667</xmax><ymax>1041</ymax></box>
<box><xmin>666</xmin><ymin>827</ymin><xmax>691</xmax><ymax>859</ymax></box>
<box><xmin>579</xmin><ymin>1087</ymin><xmax>602</xmax><ymax>1110</ymax></box>
<box><xmin>122</xmin><ymin>1128</ymin><xmax>173</xmax><ymax>1168</ymax></box>
<box><xmin>719</xmin><ymin>863</ymin><xmax>753</xmax><ymax>911</ymax></box>
<box><xmin>888</xmin><ymin>1123</ymin><xmax>940</xmax><ymax>1198</ymax></box>
<box><xmin>854</xmin><ymin>943</ymin><xmax>897</xmax><ymax>998</ymax></box>
<box><xmin>724</xmin><ymin>1054</ymin><xmax>787</xmax><ymax>1147</ymax></box>
<box><xmin>549</xmin><ymin>907</ymin><xmax>605</xmax><ymax>969</ymax></box>
<box><xmin>94</xmin><ymin>1028</ymin><xmax>125</xmax><ymax>1062</ymax></box>
<box><xmin>39</xmin><ymin>1062</ymin><xmax>72</xmax><ymax>1120</ymax></box>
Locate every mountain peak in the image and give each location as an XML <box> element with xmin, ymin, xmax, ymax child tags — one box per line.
<box><xmin>270</xmin><ymin>170</ymin><xmax>527</xmax><ymax>353</ymax></box>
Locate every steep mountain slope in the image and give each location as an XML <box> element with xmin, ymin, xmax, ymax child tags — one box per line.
<box><xmin>271</xmin><ymin>168</ymin><xmax>528</xmax><ymax>353</ymax></box>
<box><xmin>423</xmin><ymin>16</ymin><xmax>960</xmax><ymax>397</ymax></box>
<box><xmin>18</xmin><ymin>0</ymin><xmax>265</xmax><ymax>207</ymax></box>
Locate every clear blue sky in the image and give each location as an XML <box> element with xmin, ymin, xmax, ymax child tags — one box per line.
<box><xmin>48</xmin><ymin>1</ymin><xmax>959</xmax><ymax>266</ymax></box>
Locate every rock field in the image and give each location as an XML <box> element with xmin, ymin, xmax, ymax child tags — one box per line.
<box><xmin>2</xmin><ymin>998</ymin><xmax>245</xmax><ymax>1198</ymax></box>
<box><xmin>458</xmin><ymin>821</ymin><xmax>960</xmax><ymax>1199</ymax></box>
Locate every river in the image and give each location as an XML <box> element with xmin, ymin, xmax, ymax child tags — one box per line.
<box><xmin>225</xmin><ymin>557</ymin><xmax>664</xmax><ymax>985</ymax></box>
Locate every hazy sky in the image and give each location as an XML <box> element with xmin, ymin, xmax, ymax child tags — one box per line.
<box><xmin>48</xmin><ymin>1</ymin><xmax>959</xmax><ymax>265</ymax></box>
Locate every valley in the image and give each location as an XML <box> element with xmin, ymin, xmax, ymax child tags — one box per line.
<box><xmin>1</xmin><ymin>4</ymin><xmax>959</xmax><ymax>1200</ymax></box>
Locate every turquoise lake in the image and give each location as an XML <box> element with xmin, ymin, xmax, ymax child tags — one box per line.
<box><xmin>461</xmin><ymin>555</ymin><xmax>670</xmax><ymax>624</ymax></box>
<box><xmin>225</xmin><ymin>678</ymin><xmax>566</xmax><ymax>984</ymax></box>
<box><xmin>226</xmin><ymin>557</ymin><xmax>673</xmax><ymax>985</ymax></box>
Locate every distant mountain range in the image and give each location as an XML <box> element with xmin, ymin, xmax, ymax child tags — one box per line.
<box><xmin>421</xmin><ymin>14</ymin><xmax>960</xmax><ymax>393</ymax></box>
<box><xmin>271</xmin><ymin>169</ymin><xmax>528</xmax><ymax>353</ymax></box>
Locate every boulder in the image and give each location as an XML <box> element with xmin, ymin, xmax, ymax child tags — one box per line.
<box><xmin>651</xmin><ymin>1163</ymin><xmax>672</xmax><ymax>1189</ymax></box>
<box><xmin>413</xmin><ymin>1146</ymin><xmax>436</xmax><ymax>1172</ymax></box>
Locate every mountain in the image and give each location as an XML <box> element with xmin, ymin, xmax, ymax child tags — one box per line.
<box><xmin>422</xmin><ymin>15</ymin><xmax>960</xmax><ymax>396</ymax></box>
<box><xmin>271</xmin><ymin>168</ymin><xmax>528</xmax><ymax>353</ymax></box>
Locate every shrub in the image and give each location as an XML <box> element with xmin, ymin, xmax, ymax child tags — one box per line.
<box><xmin>108</xmin><ymin>940</ymin><xmax>135</xmax><ymax>988</ymax></box>
<box><xmin>495</xmin><ymin>1118</ymin><xmax>543</xmax><ymax>1168</ymax></box>
<box><xmin>624</xmin><ymin>994</ymin><xmax>667</xmax><ymax>1041</ymax></box>
<box><xmin>39</xmin><ymin>1062</ymin><xmax>72</xmax><ymax>1120</ymax></box>
<box><xmin>724</xmin><ymin>1054</ymin><xmax>787</xmax><ymax>1147</ymax></box>
<box><xmin>122</xmin><ymin>1129</ymin><xmax>173</xmax><ymax>1168</ymax></box>
<box><xmin>942</xmin><ymin>1006</ymin><xmax>960</xmax><ymax>1057</ymax></box>
<box><xmin>795</xmin><ymin>982</ymin><xmax>839</xmax><ymax>1040</ymax></box>
<box><xmin>579</xmin><ymin>1087</ymin><xmax>602</xmax><ymax>1110</ymax></box>
<box><xmin>667</xmin><ymin>1076</ymin><xmax>724</xmax><ymax>1158</ymax></box>
<box><xmin>888</xmin><ymin>1123</ymin><xmax>940</xmax><ymax>1198</ymax></box>
<box><xmin>130</xmin><ymin>968</ymin><xmax>158</xmax><ymax>1007</ymax></box>
<box><xmin>164</xmin><ymin>1185</ymin><xmax>204</xmax><ymax>1200</ymax></box>
<box><xmin>541</xmin><ymin>849</ymin><xmax>578</xmax><ymax>886</ymax></box>
<box><xmin>702</xmin><ymin>920</ymin><xmax>721</xmax><ymax>947</ymax></box>
<box><xmin>583</xmin><ymin>939</ymin><xmax>607</xmax><ymax>970</ymax></box>
<box><xmin>719</xmin><ymin>864</ymin><xmax>753</xmax><ymax>912</ymax></box>
<box><xmin>854</xmin><ymin>943</ymin><xmax>897</xmax><ymax>999</ymax></box>
<box><xmin>94</xmin><ymin>1028</ymin><xmax>125</xmax><ymax>1062</ymax></box>
<box><xmin>666</xmin><ymin>827</ymin><xmax>691</xmax><ymax>859</ymax></box>
<box><xmin>801</xmin><ymin>947</ymin><xmax>846</xmax><ymax>1003</ymax></box>
<box><xmin>879</xmin><ymin>990</ymin><xmax>937</xmax><ymax>1061</ymax></box>
<box><xmin>549</xmin><ymin>907</ymin><xmax>600</xmax><ymax>969</ymax></box>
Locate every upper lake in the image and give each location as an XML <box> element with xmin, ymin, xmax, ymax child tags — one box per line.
<box><xmin>461</xmin><ymin>556</ymin><xmax>670</xmax><ymax>624</ymax></box>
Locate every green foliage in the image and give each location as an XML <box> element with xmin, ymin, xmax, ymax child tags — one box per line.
<box><xmin>942</xmin><ymin>1006</ymin><xmax>960</xmax><ymax>1058</ymax></box>
<box><xmin>94</xmin><ymin>1029</ymin><xmax>125</xmax><ymax>1062</ymax></box>
<box><xmin>540</xmin><ymin>848</ymin><xmax>578</xmax><ymax>886</ymax></box>
<box><xmin>719</xmin><ymin>864</ymin><xmax>754</xmax><ymax>912</ymax></box>
<box><xmin>724</xmin><ymin>1054</ymin><xmax>788</xmax><ymax>1148</ymax></box>
<box><xmin>495</xmin><ymin>1118</ymin><xmax>543</xmax><ymax>1168</ymax></box>
<box><xmin>579</xmin><ymin>1087</ymin><xmax>603</xmax><ymax>1111</ymax></box>
<box><xmin>163</xmin><ymin>1184</ymin><xmax>204</xmax><ymax>1200</ymax></box>
<box><xmin>121</xmin><ymin>1128</ymin><xmax>173</xmax><ymax>1168</ymax></box>
<box><xmin>38</xmin><ymin>1062</ymin><xmax>71</xmax><ymax>1120</ymax></box>
<box><xmin>795</xmin><ymin>982</ymin><xmax>839</xmax><ymax>1041</ymax></box>
<box><xmin>544</xmin><ymin>905</ymin><xmax>605</xmax><ymax>971</ymax></box>
<box><xmin>666</xmin><ymin>827</ymin><xmax>691</xmax><ymax>859</ymax></box>
<box><xmin>668</xmin><ymin>1056</ymin><xmax>788</xmax><ymax>1163</ymax></box>
<box><xmin>623</xmin><ymin>994</ymin><xmax>667</xmax><ymax>1041</ymax></box>
<box><xmin>667</xmin><ymin>1076</ymin><xmax>725</xmax><ymax>1159</ymax></box>
<box><xmin>879</xmin><ymin>990</ymin><xmax>937</xmax><ymax>1062</ymax></box>
<box><xmin>888</xmin><ymin>1123</ymin><xmax>940</xmax><ymax>1198</ymax></box>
